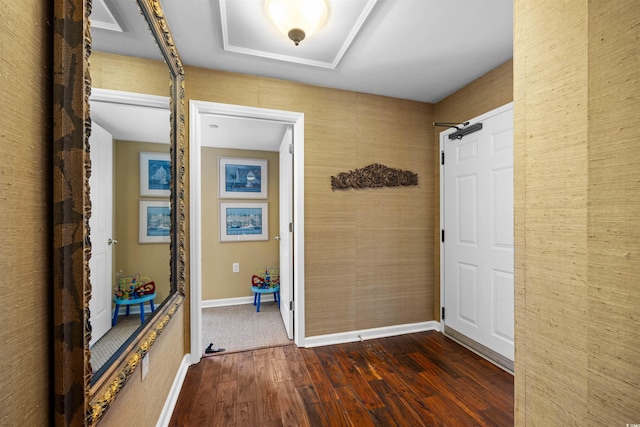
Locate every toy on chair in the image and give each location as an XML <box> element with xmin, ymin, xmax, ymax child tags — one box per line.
<box><xmin>112</xmin><ymin>273</ymin><xmax>157</xmax><ymax>326</ymax></box>
<box><xmin>251</xmin><ymin>268</ymin><xmax>280</xmax><ymax>312</ymax></box>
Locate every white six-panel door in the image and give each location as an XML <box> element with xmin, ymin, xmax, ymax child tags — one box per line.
<box><xmin>89</xmin><ymin>121</ymin><xmax>114</xmax><ymax>346</ymax></box>
<box><xmin>442</xmin><ymin>104</ymin><xmax>514</xmax><ymax>362</ymax></box>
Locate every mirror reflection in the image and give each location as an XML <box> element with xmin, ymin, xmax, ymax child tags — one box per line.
<box><xmin>88</xmin><ymin>0</ymin><xmax>174</xmax><ymax>380</ymax></box>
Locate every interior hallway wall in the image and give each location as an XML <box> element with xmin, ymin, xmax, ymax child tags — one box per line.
<box><xmin>114</xmin><ymin>140</ymin><xmax>172</xmax><ymax>303</ymax></box>
<box><xmin>514</xmin><ymin>0</ymin><xmax>640</xmax><ymax>424</ymax></box>
<box><xmin>186</xmin><ymin>67</ymin><xmax>435</xmax><ymax>336</ymax></box>
<box><xmin>0</xmin><ymin>1</ymin><xmax>51</xmax><ymax>424</ymax></box>
<box><xmin>201</xmin><ymin>147</ymin><xmax>280</xmax><ymax>301</ymax></box>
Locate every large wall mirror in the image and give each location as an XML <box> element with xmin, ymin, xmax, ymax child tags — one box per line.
<box><xmin>52</xmin><ymin>0</ymin><xmax>186</xmax><ymax>425</ymax></box>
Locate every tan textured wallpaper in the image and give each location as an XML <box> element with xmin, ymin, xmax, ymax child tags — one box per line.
<box><xmin>514</xmin><ymin>0</ymin><xmax>640</xmax><ymax>424</ymax></box>
<box><xmin>186</xmin><ymin>67</ymin><xmax>436</xmax><ymax>336</ymax></box>
<box><xmin>586</xmin><ymin>3</ymin><xmax>640</xmax><ymax>423</ymax></box>
<box><xmin>201</xmin><ymin>147</ymin><xmax>280</xmax><ymax>301</ymax></box>
<box><xmin>0</xmin><ymin>1</ymin><xmax>51</xmax><ymax>424</ymax></box>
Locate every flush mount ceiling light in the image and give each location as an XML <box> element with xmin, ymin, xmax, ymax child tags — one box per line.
<box><xmin>265</xmin><ymin>0</ymin><xmax>330</xmax><ymax>46</ymax></box>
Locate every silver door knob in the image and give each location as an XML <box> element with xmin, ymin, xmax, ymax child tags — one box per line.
<box><xmin>274</xmin><ymin>235</ymin><xmax>281</xmax><ymax>241</ymax></box>
<box><xmin>108</xmin><ymin>238</ymin><xmax>118</xmax><ymax>245</ymax></box>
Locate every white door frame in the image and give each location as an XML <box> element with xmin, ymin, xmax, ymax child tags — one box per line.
<box><xmin>439</xmin><ymin>102</ymin><xmax>514</xmax><ymax>337</ymax></box>
<box><xmin>189</xmin><ymin>100</ymin><xmax>305</xmax><ymax>364</ymax></box>
<box><xmin>278</xmin><ymin>127</ymin><xmax>294</xmax><ymax>339</ymax></box>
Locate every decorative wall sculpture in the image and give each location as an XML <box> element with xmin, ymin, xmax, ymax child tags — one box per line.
<box><xmin>331</xmin><ymin>163</ymin><xmax>418</xmax><ymax>190</ymax></box>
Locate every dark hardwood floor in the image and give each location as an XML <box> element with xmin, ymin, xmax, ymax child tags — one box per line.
<box><xmin>169</xmin><ymin>331</ymin><xmax>514</xmax><ymax>426</ymax></box>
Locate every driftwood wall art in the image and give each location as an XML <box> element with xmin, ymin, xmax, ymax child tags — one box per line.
<box><xmin>331</xmin><ymin>164</ymin><xmax>418</xmax><ymax>190</ymax></box>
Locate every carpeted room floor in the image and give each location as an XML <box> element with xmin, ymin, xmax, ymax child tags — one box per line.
<box><xmin>201</xmin><ymin>301</ymin><xmax>291</xmax><ymax>355</ymax></box>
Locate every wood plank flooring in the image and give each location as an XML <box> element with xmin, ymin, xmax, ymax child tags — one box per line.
<box><xmin>169</xmin><ymin>331</ymin><xmax>513</xmax><ymax>426</ymax></box>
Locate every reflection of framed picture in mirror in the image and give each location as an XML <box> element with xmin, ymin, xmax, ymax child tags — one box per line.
<box><xmin>219</xmin><ymin>157</ymin><xmax>267</xmax><ymax>199</ymax></box>
<box><xmin>140</xmin><ymin>200</ymin><xmax>171</xmax><ymax>243</ymax></box>
<box><xmin>140</xmin><ymin>151</ymin><xmax>171</xmax><ymax>197</ymax></box>
<box><xmin>220</xmin><ymin>202</ymin><xmax>268</xmax><ymax>242</ymax></box>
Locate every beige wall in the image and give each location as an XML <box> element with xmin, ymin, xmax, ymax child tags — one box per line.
<box><xmin>514</xmin><ymin>0</ymin><xmax>640</xmax><ymax>424</ymax></box>
<box><xmin>433</xmin><ymin>59</ymin><xmax>514</xmax><ymax>319</ymax></box>
<box><xmin>201</xmin><ymin>147</ymin><xmax>280</xmax><ymax>300</ymax></box>
<box><xmin>114</xmin><ymin>140</ymin><xmax>172</xmax><ymax>303</ymax></box>
<box><xmin>186</xmin><ymin>67</ymin><xmax>436</xmax><ymax>337</ymax></box>
<box><xmin>0</xmin><ymin>1</ymin><xmax>51</xmax><ymax>425</ymax></box>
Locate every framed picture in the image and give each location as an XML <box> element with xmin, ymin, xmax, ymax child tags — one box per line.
<box><xmin>140</xmin><ymin>151</ymin><xmax>171</xmax><ymax>197</ymax></box>
<box><xmin>139</xmin><ymin>200</ymin><xmax>171</xmax><ymax>243</ymax></box>
<box><xmin>219</xmin><ymin>202</ymin><xmax>268</xmax><ymax>242</ymax></box>
<box><xmin>219</xmin><ymin>157</ymin><xmax>267</xmax><ymax>199</ymax></box>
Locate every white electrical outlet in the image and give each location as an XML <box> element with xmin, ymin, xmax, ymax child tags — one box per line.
<box><xmin>233</xmin><ymin>263</ymin><xmax>240</xmax><ymax>273</ymax></box>
<box><xmin>141</xmin><ymin>353</ymin><xmax>150</xmax><ymax>380</ymax></box>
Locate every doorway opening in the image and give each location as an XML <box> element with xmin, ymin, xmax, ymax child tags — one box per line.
<box><xmin>189</xmin><ymin>100</ymin><xmax>305</xmax><ymax>363</ymax></box>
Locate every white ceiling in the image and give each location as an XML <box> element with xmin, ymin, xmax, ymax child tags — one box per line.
<box><xmin>219</xmin><ymin>0</ymin><xmax>377</xmax><ymax>69</ymax></box>
<box><xmin>90</xmin><ymin>0</ymin><xmax>513</xmax><ymax>150</ymax></box>
<box><xmin>90</xmin><ymin>100</ymin><xmax>170</xmax><ymax>144</ymax></box>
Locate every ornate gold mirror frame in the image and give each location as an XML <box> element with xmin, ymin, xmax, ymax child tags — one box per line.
<box><xmin>52</xmin><ymin>0</ymin><xmax>185</xmax><ymax>425</ymax></box>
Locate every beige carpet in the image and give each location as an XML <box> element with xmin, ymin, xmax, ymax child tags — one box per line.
<box><xmin>201</xmin><ymin>301</ymin><xmax>291</xmax><ymax>355</ymax></box>
<box><xmin>90</xmin><ymin>316</ymin><xmax>142</xmax><ymax>373</ymax></box>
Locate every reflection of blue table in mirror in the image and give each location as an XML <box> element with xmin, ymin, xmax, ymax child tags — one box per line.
<box><xmin>251</xmin><ymin>286</ymin><xmax>280</xmax><ymax>312</ymax></box>
<box><xmin>112</xmin><ymin>293</ymin><xmax>156</xmax><ymax>326</ymax></box>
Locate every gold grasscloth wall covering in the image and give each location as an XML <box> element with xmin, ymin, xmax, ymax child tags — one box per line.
<box><xmin>515</xmin><ymin>0</ymin><xmax>640</xmax><ymax>424</ymax></box>
<box><xmin>186</xmin><ymin>67</ymin><xmax>436</xmax><ymax>336</ymax></box>
<box><xmin>0</xmin><ymin>2</ymin><xmax>51</xmax><ymax>425</ymax></box>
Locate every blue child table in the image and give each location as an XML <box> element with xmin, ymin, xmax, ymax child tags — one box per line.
<box><xmin>251</xmin><ymin>286</ymin><xmax>280</xmax><ymax>312</ymax></box>
<box><xmin>112</xmin><ymin>293</ymin><xmax>156</xmax><ymax>326</ymax></box>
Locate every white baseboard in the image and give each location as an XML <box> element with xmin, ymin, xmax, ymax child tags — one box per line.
<box><xmin>201</xmin><ymin>296</ymin><xmax>254</xmax><ymax>308</ymax></box>
<box><xmin>304</xmin><ymin>321</ymin><xmax>441</xmax><ymax>348</ymax></box>
<box><xmin>156</xmin><ymin>354</ymin><xmax>191</xmax><ymax>427</ymax></box>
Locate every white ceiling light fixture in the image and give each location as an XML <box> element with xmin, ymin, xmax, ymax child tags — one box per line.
<box><xmin>265</xmin><ymin>0</ymin><xmax>330</xmax><ymax>46</ymax></box>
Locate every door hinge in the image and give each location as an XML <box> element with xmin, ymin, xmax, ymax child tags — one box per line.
<box><xmin>289</xmin><ymin>301</ymin><xmax>294</xmax><ymax>311</ymax></box>
<box><xmin>289</xmin><ymin>222</ymin><xmax>293</xmax><ymax>233</ymax></box>
<box><xmin>289</xmin><ymin>143</ymin><xmax>294</xmax><ymax>154</ymax></box>
<box><xmin>441</xmin><ymin>229</ymin><xmax>445</xmax><ymax>242</ymax></box>
<box><xmin>441</xmin><ymin>151</ymin><xmax>445</xmax><ymax>165</ymax></box>
<box><xmin>442</xmin><ymin>307</ymin><xmax>445</xmax><ymax>320</ymax></box>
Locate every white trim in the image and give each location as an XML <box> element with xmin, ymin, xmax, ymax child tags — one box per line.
<box><xmin>439</xmin><ymin>129</ymin><xmax>446</xmax><ymax>334</ymax></box>
<box><xmin>90</xmin><ymin>88</ymin><xmax>169</xmax><ymax>109</ymax></box>
<box><xmin>189</xmin><ymin>105</ymin><xmax>203</xmax><ymax>365</ymax></box>
<box><xmin>201</xmin><ymin>296</ymin><xmax>255</xmax><ymax>308</ymax></box>
<box><xmin>292</xmin><ymin>116</ymin><xmax>305</xmax><ymax>347</ymax></box>
<box><xmin>189</xmin><ymin>100</ymin><xmax>305</xmax><ymax>365</ymax></box>
<box><xmin>219</xmin><ymin>0</ymin><xmax>378</xmax><ymax>70</ymax></box>
<box><xmin>155</xmin><ymin>354</ymin><xmax>191</xmax><ymax>427</ymax></box>
<box><xmin>304</xmin><ymin>321</ymin><xmax>440</xmax><ymax>348</ymax></box>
